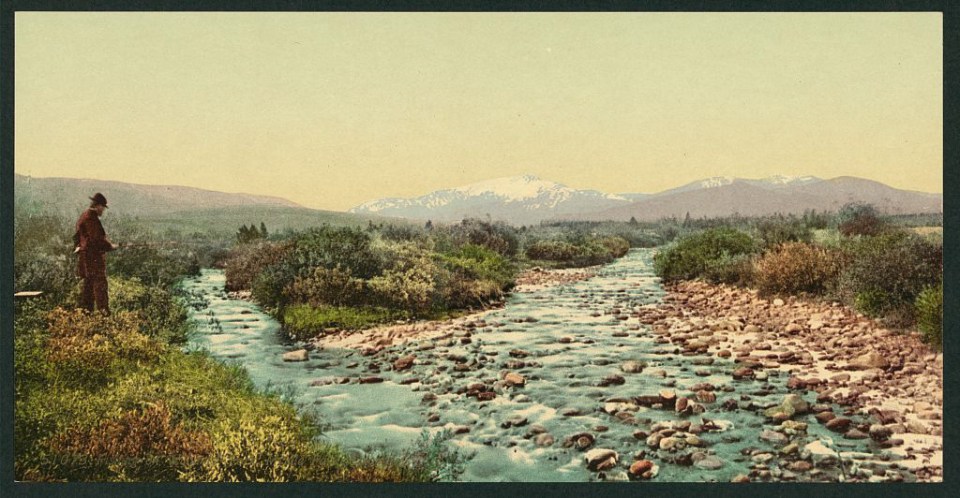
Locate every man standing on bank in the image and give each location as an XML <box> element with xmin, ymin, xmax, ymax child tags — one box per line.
<box><xmin>74</xmin><ymin>192</ymin><xmax>118</xmax><ymax>314</ymax></box>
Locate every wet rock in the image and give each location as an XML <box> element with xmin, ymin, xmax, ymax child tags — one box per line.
<box><xmin>732</xmin><ymin>367</ymin><xmax>755</xmax><ymax>380</ymax></box>
<box><xmin>535</xmin><ymin>433</ymin><xmax>555</xmax><ymax>447</ymax></box>
<box><xmin>815</xmin><ymin>411</ymin><xmax>836</xmax><ymax>424</ymax></box>
<box><xmin>584</xmin><ymin>449</ymin><xmax>618</xmax><ymax>471</ymax></box>
<box><xmin>621</xmin><ymin>361</ymin><xmax>646</xmax><ymax>373</ymax></box>
<box><xmin>869</xmin><ymin>424</ymin><xmax>893</xmax><ymax>442</ymax></box>
<box><xmin>282</xmin><ymin>349</ymin><xmax>309</xmax><ymax>362</ymax></box>
<box><xmin>503</xmin><ymin>372</ymin><xmax>526</xmax><ymax>387</ymax></box>
<box><xmin>658</xmin><ymin>436</ymin><xmax>683</xmax><ymax>451</ymax></box>
<box><xmin>694</xmin><ymin>455</ymin><xmax>724</xmax><ymax>470</ymax></box>
<box><xmin>599</xmin><ymin>374</ymin><xmax>626</xmax><ymax>387</ymax></box>
<box><xmin>825</xmin><ymin>418</ymin><xmax>852</xmax><ymax>432</ymax></box>
<box><xmin>629</xmin><ymin>459</ymin><xmax>654</xmax><ymax>477</ymax></box>
<box><xmin>393</xmin><ymin>355</ymin><xmax>416</xmax><ymax>371</ymax></box>
<box><xmin>844</xmin><ymin>428</ymin><xmax>869</xmax><ymax>440</ymax></box>
<box><xmin>501</xmin><ymin>415</ymin><xmax>529</xmax><ymax>428</ymax></box>
<box><xmin>759</xmin><ymin>430</ymin><xmax>789</xmax><ymax>446</ymax></box>
<box><xmin>695</xmin><ymin>390</ymin><xmax>716</xmax><ymax>404</ymax></box>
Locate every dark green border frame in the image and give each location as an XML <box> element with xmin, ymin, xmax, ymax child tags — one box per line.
<box><xmin>1</xmin><ymin>1</ymin><xmax>954</xmax><ymax>497</ymax></box>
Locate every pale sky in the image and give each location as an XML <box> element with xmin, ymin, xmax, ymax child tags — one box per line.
<box><xmin>15</xmin><ymin>12</ymin><xmax>942</xmax><ymax>211</ymax></box>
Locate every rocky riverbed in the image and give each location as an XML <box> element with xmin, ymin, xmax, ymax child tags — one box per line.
<box><xmin>183</xmin><ymin>249</ymin><xmax>942</xmax><ymax>482</ymax></box>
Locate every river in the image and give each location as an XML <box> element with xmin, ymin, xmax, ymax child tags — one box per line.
<box><xmin>180</xmin><ymin>249</ymin><xmax>907</xmax><ymax>482</ymax></box>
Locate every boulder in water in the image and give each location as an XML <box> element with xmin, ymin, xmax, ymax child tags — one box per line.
<box><xmin>282</xmin><ymin>349</ymin><xmax>309</xmax><ymax>362</ymax></box>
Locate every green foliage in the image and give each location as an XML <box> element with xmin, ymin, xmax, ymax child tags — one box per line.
<box><xmin>434</xmin><ymin>218</ymin><xmax>520</xmax><ymax>257</ymax></box>
<box><xmin>653</xmin><ymin>227</ymin><xmax>758</xmax><ymax>282</ymax></box>
<box><xmin>702</xmin><ymin>253</ymin><xmax>756</xmax><ymax>286</ymax></box>
<box><xmin>755</xmin><ymin>218</ymin><xmax>813</xmax><ymax>249</ymax></box>
<box><xmin>283</xmin><ymin>305</ymin><xmax>403</xmax><ymax>341</ymax></box>
<box><xmin>14</xmin><ymin>212</ymin><xmax>77</xmax><ymax>304</ymax></box>
<box><xmin>107</xmin><ymin>277</ymin><xmax>191</xmax><ymax>344</ymax></box>
<box><xmin>184</xmin><ymin>409</ymin><xmax>314</xmax><ymax>482</ymax></box>
<box><xmin>236</xmin><ymin>223</ymin><xmax>268</xmax><ymax>244</ymax></box>
<box><xmin>839</xmin><ymin>231</ymin><xmax>941</xmax><ymax>323</ymax></box>
<box><xmin>224</xmin><ymin>240</ymin><xmax>291</xmax><ymax>292</ymax></box>
<box><xmin>753</xmin><ymin>242</ymin><xmax>844</xmax><ymax>295</ymax></box>
<box><xmin>915</xmin><ymin>284</ymin><xmax>943</xmax><ymax>350</ymax></box>
<box><xmin>838</xmin><ymin>202</ymin><xmax>887</xmax><ymax>237</ymax></box>
<box><xmin>283</xmin><ymin>266</ymin><xmax>366</xmax><ymax>308</ymax></box>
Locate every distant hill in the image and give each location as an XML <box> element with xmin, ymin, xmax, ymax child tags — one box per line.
<box><xmin>14</xmin><ymin>174</ymin><xmax>303</xmax><ymax>217</ymax></box>
<box><xmin>581</xmin><ymin>176</ymin><xmax>942</xmax><ymax>222</ymax></box>
<box><xmin>13</xmin><ymin>174</ymin><xmax>406</xmax><ymax>238</ymax></box>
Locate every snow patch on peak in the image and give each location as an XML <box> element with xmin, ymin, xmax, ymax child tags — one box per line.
<box><xmin>453</xmin><ymin>175</ymin><xmax>566</xmax><ymax>201</ymax></box>
<box><xmin>758</xmin><ymin>175</ymin><xmax>821</xmax><ymax>186</ymax></box>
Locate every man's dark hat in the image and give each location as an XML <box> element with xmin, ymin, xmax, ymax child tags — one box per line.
<box><xmin>89</xmin><ymin>193</ymin><xmax>108</xmax><ymax>208</ymax></box>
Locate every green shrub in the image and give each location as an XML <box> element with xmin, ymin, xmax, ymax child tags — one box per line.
<box><xmin>753</xmin><ymin>242</ymin><xmax>844</xmax><ymax>295</ymax></box>
<box><xmin>703</xmin><ymin>253</ymin><xmax>756</xmax><ymax>286</ymax></box>
<box><xmin>282</xmin><ymin>305</ymin><xmax>402</xmax><ymax>340</ymax></box>
<box><xmin>915</xmin><ymin>284</ymin><xmax>942</xmax><ymax>350</ymax></box>
<box><xmin>434</xmin><ymin>218</ymin><xmax>520</xmax><ymax>257</ymax></box>
<box><xmin>755</xmin><ymin>218</ymin><xmax>813</xmax><ymax>249</ymax></box>
<box><xmin>224</xmin><ymin>240</ymin><xmax>291</xmax><ymax>292</ymax></box>
<box><xmin>838</xmin><ymin>202</ymin><xmax>887</xmax><ymax>237</ymax></box>
<box><xmin>185</xmin><ymin>411</ymin><xmax>314</xmax><ymax>482</ymax></box>
<box><xmin>840</xmin><ymin>231</ymin><xmax>941</xmax><ymax>323</ymax></box>
<box><xmin>525</xmin><ymin>239</ymin><xmax>580</xmax><ymax>261</ymax></box>
<box><xmin>108</xmin><ymin>277</ymin><xmax>190</xmax><ymax>344</ymax></box>
<box><xmin>653</xmin><ymin>228</ymin><xmax>758</xmax><ymax>282</ymax></box>
<box><xmin>283</xmin><ymin>266</ymin><xmax>366</xmax><ymax>308</ymax></box>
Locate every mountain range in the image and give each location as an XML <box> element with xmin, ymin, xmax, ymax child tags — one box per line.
<box><xmin>350</xmin><ymin>174</ymin><xmax>942</xmax><ymax>224</ymax></box>
<box><xmin>15</xmin><ymin>172</ymin><xmax>942</xmax><ymax>229</ymax></box>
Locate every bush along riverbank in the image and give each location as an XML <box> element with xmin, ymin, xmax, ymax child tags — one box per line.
<box><xmin>13</xmin><ymin>212</ymin><xmax>462</xmax><ymax>482</ymax></box>
<box><xmin>223</xmin><ymin>218</ymin><xmax>633</xmax><ymax>341</ymax></box>
<box><xmin>652</xmin><ymin>205</ymin><xmax>942</xmax><ymax>350</ymax></box>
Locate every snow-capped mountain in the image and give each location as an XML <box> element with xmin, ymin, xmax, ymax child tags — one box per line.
<box><xmin>350</xmin><ymin>173</ymin><xmax>939</xmax><ymax>226</ymax></box>
<box><xmin>349</xmin><ymin>175</ymin><xmax>630</xmax><ymax>225</ymax></box>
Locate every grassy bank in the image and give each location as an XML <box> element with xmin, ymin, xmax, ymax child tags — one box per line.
<box><xmin>13</xmin><ymin>211</ymin><xmax>463</xmax><ymax>481</ymax></box>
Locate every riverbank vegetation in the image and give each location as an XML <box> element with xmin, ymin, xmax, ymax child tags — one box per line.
<box><xmin>652</xmin><ymin>204</ymin><xmax>943</xmax><ymax>349</ymax></box>
<box><xmin>13</xmin><ymin>211</ymin><xmax>464</xmax><ymax>481</ymax></box>
<box><xmin>223</xmin><ymin>218</ymin><xmax>635</xmax><ymax>340</ymax></box>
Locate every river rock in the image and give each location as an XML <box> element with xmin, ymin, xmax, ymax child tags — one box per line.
<box><xmin>825</xmin><ymin>418</ymin><xmax>852</xmax><ymax>432</ymax></box>
<box><xmin>621</xmin><ymin>361</ymin><xmax>646</xmax><ymax>373</ymax></box>
<box><xmin>535</xmin><ymin>433</ymin><xmax>555</xmax><ymax>447</ymax></box>
<box><xmin>732</xmin><ymin>367</ymin><xmax>755</xmax><ymax>380</ymax></box>
<box><xmin>599</xmin><ymin>374</ymin><xmax>626</xmax><ymax>387</ymax></box>
<box><xmin>694</xmin><ymin>455</ymin><xmax>724</xmax><ymax>470</ymax></box>
<box><xmin>629</xmin><ymin>459</ymin><xmax>654</xmax><ymax>477</ymax></box>
<box><xmin>849</xmin><ymin>351</ymin><xmax>889</xmax><ymax>370</ymax></box>
<box><xmin>503</xmin><ymin>372</ymin><xmax>526</xmax><ymax>387</ymax></box>
<box><xmin>584</xmin><ymin>449</ymin><xmax>618</xmax><ymax>471</ymax></box>
<box><xmin>869</xmin><ymin>424</ymin><xmax>893</xmax><ymax>442</ymax></box>
<box><xmin>282</xmin><ymin>349</ymin><xmax>309</xmax><ymax>362</ymax></box>
<box><xmin>760</xmin><ymin>430</ymin><xmax>789</xmax><ymax>446</ymax></box>
<box><xmin>844</xmin><ymin>428</ymin><xmax>868</xmax><ymax>440</ymax></box>
<box><xmin>393</xmin><ymin>355</ymin><xmax>416</xmax><ymax>371</ymax></box>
